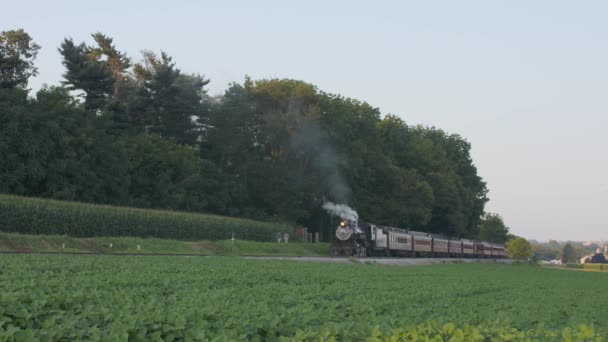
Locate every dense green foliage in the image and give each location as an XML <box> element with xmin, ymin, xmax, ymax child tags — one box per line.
<box><xmin>0</xmin><ymin>194</ymin><xmax>290</xmax><ymax>241</ymax></box>
<box><xmin>506</xmin><ymin>237</ymin><xmax>533</xmax><ymax>260</ymax></box>
<box><xmin>0</xmin><ymin>29</ymin><xmax>40</xmax><ymax>88</ymax></box>
<box><xmin>477</xmin><ymin>213</ymin><xmax>510</xmax><ymax>243</ymax></box>
<box><xmin>1</xmin><ymin>29</ymin><xmax>490</xmax><ymax>240</ymax></box>
<box><xmin>0</xmin><ymin>256</ymin><xmax>606</xmax><ymax>341</ymax></box>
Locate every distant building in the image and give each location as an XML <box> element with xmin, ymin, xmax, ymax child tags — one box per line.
<box><xmin>583</xmin><ymin>248</ymin><xmax>607</xmax><ymax>264</ymax></box>
<box><xmin>591</xmin><ymin>253</ymin><xmax>606</xmax><ymax>263</ymax></box>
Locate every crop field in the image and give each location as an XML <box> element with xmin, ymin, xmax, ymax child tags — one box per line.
<box><xmin>1</xmin><ymin>255</ymin><xmax>606</xmax><ymax>341</ymax></box>
<box><xmin>0</xmin><ymin>194</ymin><xmax>289</xmax><ymax>241</ymax></box>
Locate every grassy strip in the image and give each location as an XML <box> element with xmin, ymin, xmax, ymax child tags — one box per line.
<box><xmin>0</xmin><ymin>232</ymin><xmax>329</xmax><ymax>256</ymax></box>
<box><xmin>583</xmin><ymin>263</ymin><xmax>607</xmax><ymax>271</ymax></box>
<box><xmin>0</xmin><ymin>194</ymin><xmax>294</xmax><ymax>241</ymax></box>
<box><xmin>563</xmin><ymin>263</ymin><xmax>608</xmax><ymax>271</ymax></box>
<box><xmin>543</xmin><ymin>263</ymin><xmax>608</xmax><ymax>273</ymax></box>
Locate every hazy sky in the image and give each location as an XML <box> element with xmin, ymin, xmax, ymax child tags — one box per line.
<box><xmin>2</xmin><ymin>1</ymin><xmax>607</xmax><ymax>241</ymax></box>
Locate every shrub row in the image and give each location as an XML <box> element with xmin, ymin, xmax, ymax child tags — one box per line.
<box><xmin>0</xmin><ymin>194</ymin><xmax>292</xmax><ymax>241</ymax></box>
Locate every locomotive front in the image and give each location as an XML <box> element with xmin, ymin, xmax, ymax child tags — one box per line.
<box><xmin>335</xmin><ymin>220</ymin><xmax>353</xmax><ymax>241</ymax></box>
<box><xmin>330</xmin><ymin>219</ymin><xmax>368</xmax><ymax>257</ymax></box>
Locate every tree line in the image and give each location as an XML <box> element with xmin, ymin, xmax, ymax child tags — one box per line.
<box><xmin>0</xmin><ymin>29</ymin><xmax>508</xmax><ymax>242</ymax></box>
<box><xmin>531</xmin><ymin>240</ymin><xmax>605</xmax><ymax>263</ymax></box>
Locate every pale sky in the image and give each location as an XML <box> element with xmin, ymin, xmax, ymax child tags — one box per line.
<box><xmin>2</xmin><ymin>0</ymin><xmax>607</xmax><ymax>241</ymax></box>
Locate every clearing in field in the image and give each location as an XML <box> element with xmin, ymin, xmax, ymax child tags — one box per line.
<box><xmin>0</xmin><ymin>255</ymin><xmax>606</xmax><ymax>341</ymax></box>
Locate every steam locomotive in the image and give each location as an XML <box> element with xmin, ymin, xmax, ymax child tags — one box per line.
<box><xmin>331</xmin><ymin>220</ymin><xmax>506</xmax><ymax>258</ymax></box>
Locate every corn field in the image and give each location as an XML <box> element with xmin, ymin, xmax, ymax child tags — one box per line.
<box><xmin>0</xmin><ymin>194</ymin><xmax>290</xmax><ymax>241</ymax></box>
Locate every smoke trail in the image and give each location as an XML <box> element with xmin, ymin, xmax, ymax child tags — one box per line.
<box><xmin>290</xmin><ymin>118</ymin><xmax>350</xmax><ymax>203</ymax></box>
<box><xmin>284</xmin><ymin>101</ymin><xmax>359</xmax><ymax>220</ymax></box>
<box><xmin>322</xmin><ymin>201</ymin><xmax>359</xmax><ymax>221</ymax></box>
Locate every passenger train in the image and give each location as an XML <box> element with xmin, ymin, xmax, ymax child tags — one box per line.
<box><xmin>331</xmin><ymin>220</ymin><xmax>506</xmax><ymax>258</ymax></box>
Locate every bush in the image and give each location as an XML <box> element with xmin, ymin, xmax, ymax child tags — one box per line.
<box><xmin>0</xmin><ymin>194</ymin><xmax>292</xmax><ymax>241</ymax></box>
<box><xmin>506</xmin><ymin>237</ymin><xmax>532</xmax><ymax>260</ymax></box>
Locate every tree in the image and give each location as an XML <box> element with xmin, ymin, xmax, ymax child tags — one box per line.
<box><xmin>59</xmin><ymin>33</ymin><xmax>136</xmax><ymax>133</ymax></box>
<box><xmin>131</xmin><ymin>51</ymin><xmax>209</xmax><ymax>145</ymax></box>
<box><xmin>531</xmin><ymin>240</ymin><xmax>561</xmax><ymax>260</ymax></box>
<box><xmin>59</xmin><ymin>38</ymin><xmax>114</xmax><ymax>110</ymax></box>
<box><xmin>90</xmin><ymin>33</ymin><xmax>131</xmax><ymax>99</ymax></box>
<box><xmin>506</xmin><ymin>237</ymin><xmax>532</xmax><ymax>260</ymax></box>
<box><xmin>413</xmin><ymin>127</ymin><xmax>488</xmax><ymax>238</ymax></box>
<box><xmin>0</xmin><ymin>29</ymin><xmax>40</xmax><ymax>89</ymax></box>
<box><xmin>561</xmin><ymin>243</ymin><xmax>577</xmax><ymax>263</ymax></box>
<box><xmin>2</xmin><ymin>39</ymin><xmax>494</xmax><ymax>240</ymax></box>
<box><xmin>0</xmin><ymin>85</ymin><xmax>130</xmax><ymax>202</ymax></box>
<box><xmin>0</xmin><ymin>85</ymin><xmax>32</xmax><ymax>194</ymax></box>
<box><xmin>115</xmin><ymin>134</ymin><xmax>224</xmax><ymax>212</ymax></box>
<box><xmin>477</xmin><ymin>213</ymin><xmax>510</xmax><ymax>243</ymax></box>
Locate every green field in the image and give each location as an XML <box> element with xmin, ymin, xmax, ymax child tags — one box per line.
<box><xmin>1</xmin><ymin>256</ymin><xmax>606</xmax><ymax>341</ymax></box>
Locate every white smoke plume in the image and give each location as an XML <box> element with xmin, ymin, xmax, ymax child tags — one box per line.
<box><xmin>322</xmin><ymin>201</ymin><xmax>359</xmax><ymax>222</ymax></box>
<box><xmin>290</xmin><ymin>118</ymin><xmax>350</xmax><ymax>202</ymax></box>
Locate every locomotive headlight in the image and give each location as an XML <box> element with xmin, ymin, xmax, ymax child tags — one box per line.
<box><xmin>340</xmin><ymin>221</ymin><xmax>346</xmax><ymax>227</ymax></box>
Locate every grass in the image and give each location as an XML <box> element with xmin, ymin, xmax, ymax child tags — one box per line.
<box><xmin>0</xmin><ymin>232</ymin><xmax>330</xmax><ymax>256</ymax></box>
<box><xmin>0</xmin><ymin>256</ymin><xmax>606</xmax><ymax>341</ymax></box>
<box><xmin>543</xmin><ymin>263</ymin><xmax>608</xmax><ymax>273</ymax></box>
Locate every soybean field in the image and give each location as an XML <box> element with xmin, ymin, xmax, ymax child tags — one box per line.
<box><xmin>1</xmin><ymin>255</ymin><xmax>606</xmax><ymax>341</ymax></box>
